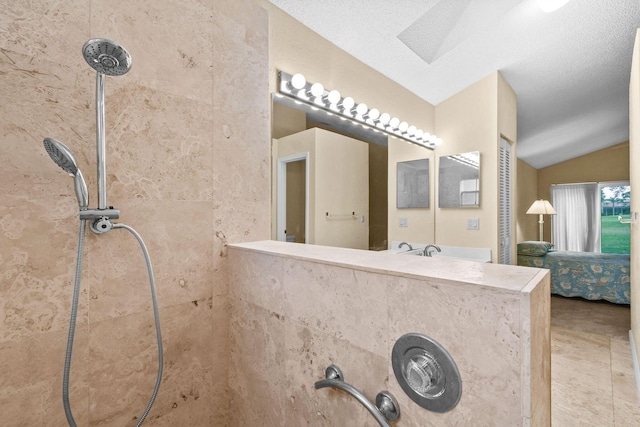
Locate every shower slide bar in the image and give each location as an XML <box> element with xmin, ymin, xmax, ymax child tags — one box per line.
<box><xmin>314</xmin><ymin>364</ymin><xmax>400</xmax><ymax>427</ymax></box>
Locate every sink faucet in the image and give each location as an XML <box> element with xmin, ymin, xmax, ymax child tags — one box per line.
<box><xmin>423</xmin><ymin>244</ymin><xmax>441</xmax><ymax>257</ymax></box>
<box><xmin>398</xmin><ymin>242</ymin><xmax>413</xmax><ymax>251</ymax></box>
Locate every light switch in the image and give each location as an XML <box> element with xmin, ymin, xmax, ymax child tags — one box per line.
<box><xmin>467</xmin><ymin>218</ymin><xmax>479</xmax><ymax>230</ymax></box>
<box><xmin>399</xmin><ymin>217</ymin><xmax>408</xmax><ymax>227</ymax></box>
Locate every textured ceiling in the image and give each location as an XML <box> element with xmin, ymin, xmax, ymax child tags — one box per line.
<box><xmin>268</xmin><ymin>0</ymin><xmax>640</xmax><ymax>168</ymax></box>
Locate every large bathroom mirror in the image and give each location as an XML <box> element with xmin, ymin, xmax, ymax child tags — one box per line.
<box><xmin>438</xmin><ymin>151</ymin><xmax>480</xmax><ymax>208</ymax></box>
<box><xmin>397</xmin><ymin>159</ymin><xmax>429</xmax><ymax>208</ymax></box>
<box><xmin>271</xmin><ymin>94</ymin><xmax>433</xmax><ymax>251</ymax></box>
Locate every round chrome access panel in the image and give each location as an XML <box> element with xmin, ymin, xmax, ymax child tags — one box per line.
<box><xmin>392</xmin><ymin>333</ymin><xmax>462</xmax><ymax>413</ymax></box>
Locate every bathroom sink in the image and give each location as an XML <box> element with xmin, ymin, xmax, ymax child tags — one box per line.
<box><xmin>393</xmin><ymin>244</ymin><xmax>491</xmax><ymax>263</ymax></box>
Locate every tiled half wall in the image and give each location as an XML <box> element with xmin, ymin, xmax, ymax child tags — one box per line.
<box><xmin>228</xmin><ymin>240</ymin><xmax>551</xmax><ymax>426</ymax></box>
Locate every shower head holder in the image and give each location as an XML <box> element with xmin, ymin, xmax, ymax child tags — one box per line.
<box><xmin>79</xmin><ymin>208</ymin><xmax>120</xmax><ymax>234</ymax></box>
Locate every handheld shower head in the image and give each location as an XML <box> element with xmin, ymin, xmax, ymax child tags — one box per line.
<box><xmin>43</xmin><ymin>138</ymin><xmax>89</xmax><ymax>210</ymax></box>
<box><xmin>82</xmin><ymin>38</ymin><xmax>132</xmax><ymax>76</ymax></box>
<box><xmin>44</xmin><ymin>137</ymin><xmax>78</xmax><ymax>175</ymax></box>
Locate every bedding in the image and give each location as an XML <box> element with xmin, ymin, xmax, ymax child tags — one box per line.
<box><xmin>516</xmin><ymin>241</ymin><xmax>630</xmax><ymax>304</ymax></box>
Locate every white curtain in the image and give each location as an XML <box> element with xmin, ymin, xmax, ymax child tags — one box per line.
<box><xmin>551</xmin><ymin>183</ymin><xmax>601</xmax><ymax>252</ymax></box>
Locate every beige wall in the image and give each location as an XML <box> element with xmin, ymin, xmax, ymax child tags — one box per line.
<box><xmin>388</xmin><ymin>140</ymin><xmax>435</xmax><ymax>245</ymax></box>
<box><xmin>434</xmin><ymin>72</ymin><xmax>517</xmax><ymax>263</ymax></box>
<box><xmin>314</xmin><ymin>130</ymin><xmax>369</xmax><ymax>249</ymax></box>
<box><xmin>518</xmin><ymin>159</ymin><xmax>540</xmax><ymax>242</ymax></box>
<box><xmin>536</xmin><ymin>141</ymin><xmax>630</xmax><ymax>242</ymax></box>
<box><xmin>629</xmin><ymin>29</ymin><xmax>640</xmax><ymax>387</ymax></box>
<box><xmin>272</xmin><ymin>100</ymin><xmax>306</xmax><ymax>139</ymax></box>
<box><xmin>0</xmin><ymin>0</ymin><xmax>270</xmax><ymax>424</ymax></box>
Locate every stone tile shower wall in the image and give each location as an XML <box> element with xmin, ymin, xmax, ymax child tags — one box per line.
<box><xmin>0</xmin><ymin>0</ymin><xmax>269</xmax><ymax>425</ymax></box>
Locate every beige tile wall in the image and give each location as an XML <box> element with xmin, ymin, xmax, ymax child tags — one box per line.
<box><xmin>0</xmin><ymin>0</ymin><xmax>269</xmax><ymax>425</ymax></box>
<box><xmin>228</xmin><ymin>241</ymin><xmax>551</xmax><ymax>426</ymax></box>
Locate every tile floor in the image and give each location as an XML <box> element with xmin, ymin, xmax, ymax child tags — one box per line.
<box><xmin>551</xmin><ymin>295</ymin><xmax>640</xmax><ymax>426</ymax></box>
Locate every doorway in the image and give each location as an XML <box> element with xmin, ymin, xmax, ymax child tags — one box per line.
<box><xmin>276</xmin><ymin>152</ymin><xmax>309</xmax><ymax>243</ymax></box>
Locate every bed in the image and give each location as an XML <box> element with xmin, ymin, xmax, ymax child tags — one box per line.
<box><xmin>516</xmin><ymin>241</ymin><xmax>630</xmax><ymax>304</ymax></box>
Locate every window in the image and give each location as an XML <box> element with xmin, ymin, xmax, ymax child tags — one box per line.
<box><xmin>551</xmin><ymin>182</ymin><xmax>630</xmax><ymax>253</ymax></box>
<box><xmin>600</xmin><ymin>183</ymin><xmax>630</xmax><ymax>254</ymax></box>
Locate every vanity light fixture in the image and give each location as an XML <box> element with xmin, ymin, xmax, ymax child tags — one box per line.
<box><xmin>448</xmin><ymin>152</ymin><xmax>478</xmax><ymax>168</ymax></box>
<box><xmin>278</xmin><ymin>71</ymin><xmax>440</xmax><ymax>149</ymax></box>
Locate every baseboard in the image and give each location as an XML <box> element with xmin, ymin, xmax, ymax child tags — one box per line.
<box><xmin>630</xmin><ymin>330</ymin><xmax>640</xmax><ymax>406</ymax></box>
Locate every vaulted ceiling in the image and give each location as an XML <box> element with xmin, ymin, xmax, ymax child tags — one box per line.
<box><xmin>268</xmin><ymin>0</ymin><xmax>640</xmax><ymax>168</ymax></box>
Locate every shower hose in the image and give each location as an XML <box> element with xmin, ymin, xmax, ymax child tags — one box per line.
<box><xmin>63</xmin><ymin>219</ymin><xmax>163</xmax><ymax>426</ymax></box>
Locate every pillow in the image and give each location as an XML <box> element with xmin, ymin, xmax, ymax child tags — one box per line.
<box><xmin>517</xmin><ymin>241</ymin><xmax>553</xmax><ymax>257</ymax></box>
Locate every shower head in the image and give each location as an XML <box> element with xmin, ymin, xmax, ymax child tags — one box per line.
<box><xmin>43</xmin><ymin>138</ymin><xmax>89</xmax><ymax>210</ymax></box>
<box><xmin>44</xmin><ymin>137</ymin><xmax>78</xmax><ymax>175</ymax></box>
<box><xmin>82</xmin><ymin>38</ymin><xmax>132</xmax><ymax>76</ymax></box>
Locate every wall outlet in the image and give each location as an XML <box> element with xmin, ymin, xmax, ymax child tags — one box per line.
<box><xmin>399</xmin><ymin>217</ymin><xmax>408</xmax><ymax>227</ymax></box>
<box><xmin>467</xmin><ymin>218</ymin><xmax>479</xmax><ymax>230</ymax></box>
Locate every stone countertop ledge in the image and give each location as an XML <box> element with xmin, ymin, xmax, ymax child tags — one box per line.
<box><xmin>229</xmin><ymin>240</ymin><xmax>548</xmax><ymax>295</ymax></box>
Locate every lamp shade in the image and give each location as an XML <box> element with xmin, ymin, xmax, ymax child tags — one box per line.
<box><xmin>526</xmin><ymin>199</ymin><xmax>556</xmax><ymax>215</ymax></box>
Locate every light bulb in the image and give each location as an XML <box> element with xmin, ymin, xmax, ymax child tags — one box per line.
<box><xmin>367</xmin><ymin>108</ymin><xmax>380</xmax><ymax>120</ymax></box>
<box><xmin>291</xmin><ymin>73</ymin><xmax>306</xmax><ymax>90</ymax></box>
<box><xmin>327</xmin><ymin>90</ymin><xmax>341</xmax><ymax>105</ymax></box>
<box><xmin>434</xmin><ymin>137</ymin><xmax>443</xmax><ymax>146</ymax></box>
<box><xmin>309</xmin><ymin>82</ymin><xmax>324</xmax><ymax>98</ymax></box>
<box><xmin>407</xmin><ymin>125</ymin><xmax>416</xmax><ymax>136</ymax></box>
<box><xmin>355</xmin><ymin>103</ymin><xmax>368</xmax><ymax>116</ymax></box>
<box><xmin>415</xmin><ymin>129</ymin><xmax>424</xmax><ymax>139</ymax></box>
<box><xmin>379</xmin><ymin>113</ymin><xmax>391</xmax><ymax>125</ymax></box>
<box><xmin>423</xmin><ymin>132</ymin><xmax>431</xmax><ymax>142</ymax></box>
<box><xmin>399</xmin><ymin>121</ymin><xmax>409</xmax><ymax>132</ymax></box>
<box><xmin>340</xmin><ymin>96</ymin><xmax>355</xmax><ymax>112</ymax></box>
<box><xmin>296</xmin><ymin>89</ymin><xmax>307</xmax><ymax>100</ymax></box>
<box><xmin>389</xmin><ymin>117</ymin><xmax>400</xmax><ymax>129</ymax></box>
